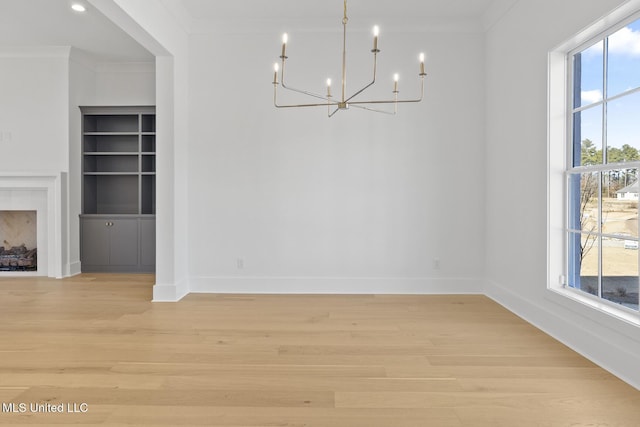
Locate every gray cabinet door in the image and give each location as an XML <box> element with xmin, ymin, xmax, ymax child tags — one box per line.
<box><xmin>81</xmin><ymin>218</ymin><xmax>110</xmax><ymax>266</ymax></box>
<box><xmin>109</xmin><ymin>219</ymin><xmax>139</xmax><ymax>266</ymax></box>
<box><xmin>81</xmin><ymin>216</ymin><xmax>141</xmax><ymax>271</ymax></box>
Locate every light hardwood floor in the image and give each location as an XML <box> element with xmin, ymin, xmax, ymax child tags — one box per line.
<box><xmin>0</xmin><ymin>274</ymin><xmax>639</xmax><ymax>426</ymax></box>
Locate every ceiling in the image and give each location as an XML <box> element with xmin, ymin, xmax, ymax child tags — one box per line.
<box><xmin>177</xmin><ymin>0</ymin><xmax>503</xmax><ymax>32</ymax></box>
<box><xmin>181</xmin><ymin>0</ymin><xmax>496</xmax><ymax>21</ymax></box>
<box><xmin>0</xmin><ymin>0</ymin><xmax>153</xmax><ymax>62</ymax></box>
<box><xmin>0</xmin><ymin>0</ymin><xmax>509</xmax><ymax>63</ymax></box>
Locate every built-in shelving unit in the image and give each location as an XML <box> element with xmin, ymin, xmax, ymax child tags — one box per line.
<box><xmin>80</xmin><ymin>106</ymin><xmax>155</xmax><ymax>273</ymax></box>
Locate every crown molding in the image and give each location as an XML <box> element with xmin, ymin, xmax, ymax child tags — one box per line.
<box><xmin>69</xmin><ymin>48</ymin><xmax>154</xmax><ymax>73</ymax></box>
<box><xmin>94</xmin><ymin>61</ymin><xmax>155</xmax><ymax>73</ymax></box>
<box><xmin>0</xmin><ymin>46</ymin><xmax>71</xmax><ymax>59</ymax></box>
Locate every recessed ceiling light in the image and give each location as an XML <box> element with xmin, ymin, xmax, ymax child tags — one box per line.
<box><xmin>71</xmin><ymin>3</ymin><xmax>86</xmax><ymax>12</ymax></box>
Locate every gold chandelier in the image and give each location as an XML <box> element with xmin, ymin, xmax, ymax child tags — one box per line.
<box><xmin>272</xmin><ymin>0</ymin><xmax>427</xmax><ymax>117</ymax></box>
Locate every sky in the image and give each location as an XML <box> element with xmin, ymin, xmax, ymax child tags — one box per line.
<box><xmin>578</xmin><ymin>18</ymin><xmax>640</xmax><ymax>157</ymax></box>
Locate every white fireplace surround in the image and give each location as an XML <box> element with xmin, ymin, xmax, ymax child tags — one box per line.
<box><xmin>0</xmin><ymin>172</ymin><xmax>64</xmax><ymax>278</ymax></box>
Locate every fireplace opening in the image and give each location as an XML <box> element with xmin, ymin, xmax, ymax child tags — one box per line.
<box><xmin>0</xmin><ymin>210</ymin><xmax>37</xmax><ymax>272</ymax></box>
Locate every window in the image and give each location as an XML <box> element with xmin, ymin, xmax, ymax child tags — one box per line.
<box><xmin>566</xmin><ymin>17</ymin><xmax>640</xmax><ymax>312</ymax></box>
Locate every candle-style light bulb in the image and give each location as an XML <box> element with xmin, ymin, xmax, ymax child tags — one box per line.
<box><xmin>372</xmin><ymin>25</ymin><xmax>379</xmax><ymax>52</ymax></box>
<box><xmin>419</xmin><ymin>53</ymin><xmax>426</xmax><ymax>75</ymax></box>
<box><xmin>393</xmin><ymin>73</ymin><xmax>399</xmax><ymax>93</ymax></box>
<box><xmin>326</xmin><ymin>78</ymin><xmax>332</xmax><ymax>97</ymax></box>
<box><xmin>273</xmin><ymin>63</ymin><xmax>279</xmax><ymax>84</ymax></box>
<box><xmin>281</xmin><ymin>33</ymin><xmax>288</xmax><ymax>58</ymax></box>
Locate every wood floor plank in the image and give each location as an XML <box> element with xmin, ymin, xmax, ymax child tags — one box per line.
<box><xmin>104</xmin><ymin>406</ymin><xmax>462</xmax><ymax>427</ymax></box>
<box><xmin>0</xmin><ymin>274</ymin><xmax>638</xmax><ymax>426</ymax></box>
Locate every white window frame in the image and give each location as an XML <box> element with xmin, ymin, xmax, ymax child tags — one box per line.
<box><xmin>548</xmin><ymin>1</ymin><xmax>640</xmax><ymax>325</ymax></box>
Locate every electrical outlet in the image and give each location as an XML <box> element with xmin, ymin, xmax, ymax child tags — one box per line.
<box><xmin>236</xmin><ymin>258</ymin><xmax>244</xmax><ymax>269</ymax></box>
<box><xmin>433</xmin><ymin>257</ymin><xmax>440</xmax><ymax>270</ymax></box>
<box><xmin>0</xmin><ymin>131</ymin><xmax>12</xmax><ymax>142</ymax></box>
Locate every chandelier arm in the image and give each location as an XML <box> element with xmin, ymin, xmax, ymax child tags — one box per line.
<box><xmin>280</xmin><ymin>84</ymin><xmax>331</xmax><ymax>102</ymax></box>
<box><xmin>275</xmin><ymin>85</ymin><xmax>340</xmax><ymax>108</ymax></box>
<box><xmin>280</xmin><ymin>60</ymin><xmax>330</xmax><ymax>102</ymax></box>
<box><xmin>275</xmin><ymin>102</ymin><xmax>341</xmax><ymax>108</ymax></box>
<box><xmin>274</xmin><ymin>83</ymin><xmax>333</xmax><ymax>108</ymax></box>
<box><xmin>328</xmin><ymin>106</ymin><xmax>341</xmax><ymax>118</ymax></box>
<box><xmin>345</xmin><ymin>52</ymin><xmax>378</xmax><ymax>103</ymax></box>
<box><xmin>349</xmin><ymin>103</ymin><xmax>396</xmax><ymax>115</ymax></box>
<box><xmin>348</xmin><ymin>77</ymin><xmax>425</xmax><ymax>105</ymax></box>
<box><xmin>275</xmin><ymin>99</ymin><xmax>341</xmax><ymax>108</ymax></box>
<box><xmin>348</xmin><ymin>98</ymin><xmax>421</xmax><ymax>105</ymax></box>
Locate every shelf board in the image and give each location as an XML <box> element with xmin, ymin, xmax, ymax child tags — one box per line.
<box><xmin>84</xmin><ymin>132</ymin><xmax>140</xmax><ymax>136</ymax></box>
<box><xmin>84</xmin><ymin>152</ymin><xmax>139</xmax><ymax>156</ymax></box>
<box><xmin>83</xmin><ymin>172</ymin><xmax>140</xmax><ymax>176</ymax></box>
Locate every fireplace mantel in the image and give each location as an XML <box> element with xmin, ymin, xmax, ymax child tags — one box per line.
<box><xmin>0</xmin><ymin>172</ymin><xmax>65</xmax><ymax>278</ymax></box>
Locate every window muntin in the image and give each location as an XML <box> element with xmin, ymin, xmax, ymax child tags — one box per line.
<box><xmin>568</xmin><ymin>17</ymin><xmax>640</xmax><ymax>312</ymax></box>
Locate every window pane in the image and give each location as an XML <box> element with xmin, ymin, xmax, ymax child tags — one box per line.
<box><xmin>602</xmin><ymin>238</ymin><xmax>639</xmax><ymax>310</ymax></box>
<box><xmin>574</xmin><ymin>41</ymin><xmax>604</xmax><ymax>108</ymax></box>
<box><xmin>568</xmin><ymin>232</ymin><xmax>599</xmax><ymax>295</ymax></box>
<box><xmin>606</xmin><ymin>91</ymin><xmax>640</xmax><ymax>164</ymax></box>
<box><xmin>568</xmin><ymin>172</ymin><xmax>600</xmax><ymax>233</ymax></box>
<box><xmin>607</xmin><ymin>19</ymin><xmax>640</xmax><ymax>98</ymax></box>
<box><xmin>602</xmin><ymin>169</ymin><xmax>638</xmax><ymax>239</ymax></box>
<box><xmin>573</xmin><ymin>106</ymin><xmax>602</xmax><ymax>166</ymax></box>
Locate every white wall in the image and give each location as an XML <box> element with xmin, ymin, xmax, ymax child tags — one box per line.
<box><xmin>0</xmin><ymin>48</ymin><xmax>69</xmax><ymax>172</ymax></box>
<box><xmin>0</xmin><ymin>48</ymin><xmax>70</xmax><ymax>276</ymax></box>
<box><xmin>95</xmin><ymin>62</ymin><xmax>155</xmax><ymax>105</ymax></box>
<box><xmin>187</xmin><ymin>29</ymin><xmax>486</xmax><ymax>293</ymax></box>
<box><xmin>485</xmin><ymin>0</ymin><xmax>640</xmax><ymax>389</ymax></box>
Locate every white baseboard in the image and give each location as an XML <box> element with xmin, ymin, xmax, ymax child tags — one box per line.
<box><xmin>189</xmin><ymin>276</ymin><xmax>483</xmax><ymax>294</ymax></box>
<box><xmin>152</xmin><ymin>278</ymin><xmax>189</xmax><ymax>302</ymax></box>
<box><xmin>68</xmin><ymin>261</ymin><xmax>82</xmax><ymax>277</ymax></box>
<box><xmin>485</xmin><ymin>279</ymin><xmax>640</xmax><ymax>391</ymax></box>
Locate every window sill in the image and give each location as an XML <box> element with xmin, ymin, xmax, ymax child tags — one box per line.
<box><xmin>548</xmin><ymin>285</ymin><xmax>640</xmax><ymax>329</ymax></box>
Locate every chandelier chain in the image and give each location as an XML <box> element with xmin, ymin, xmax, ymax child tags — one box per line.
<box><xmin>343</xmin><ymin>0</ymin><xmax>348</xmax><ymax>25</ymax></box>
